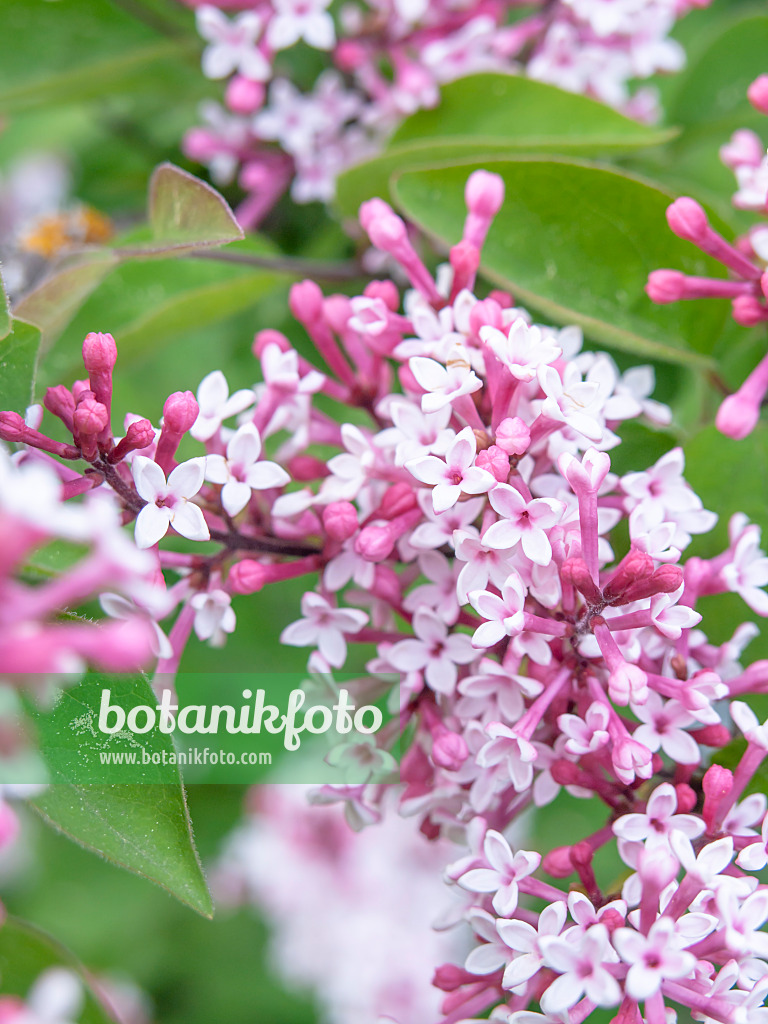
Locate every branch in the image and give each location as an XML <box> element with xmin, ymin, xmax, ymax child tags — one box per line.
<box><xmin>186</xmin><ymin>249</ymin><xmax>368</xmax><ymax>283</ymax></box>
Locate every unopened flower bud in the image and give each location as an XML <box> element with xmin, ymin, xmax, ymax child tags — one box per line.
<box><xmin>290</xmin><ymin>279</ymin><xmax>325</xmax><ymax>324</ymax></box>
<box><xmin>363</xmin><ymin>279</ymin><xmax>400</xmax><ymax>311</ymax></box>
<box><xmin>432</xmin><ymin>965</ymin><xmax>476</xmax><ymax>992</ymax></box>
<box><xmin>716</xmin><ymin>392</ymin><xmax>761</xmax><ymax>440</ymax></box>
<box><xmin>355</xmin><ymin>525</ymin><xmax>394</xmax><ymax>562</ymax></box>
<box><xmin>82</xmin><ymin>331</ymin><xmax>117</xmax><ymax>416</ymax></box>
<box><xmin>732</xmin><ymin>294</ymin><xmax>768</xmax><ymax>327</ymax></box>
<box><xmin>747</xmin><ymin>74</ymin><xmax>768</xmax><ymax>114</ymax></box>
<box><xmin>287</xmin><ymin>455</ymin><xmax>330</xmax><ymax>481</ymax></box>
<box><xmin>542</xmin><ymin>845</ymin><xmax>575</xmax><ymax>878</ymax></box>
<box><xmin>44</xmin><ymin>385</ymin><xmax>76</xmax><ymax>431</ymax></box>
<box><xmin>162</xmin><ymin>391</ymin><xmax>199</xmax><ymax>434</ymax></box>
<box><xmin>431</xmin><ymin>728</ymin><xmax>468</xmax><ymax>771</ymax></box>
<box><xmin>108</xmin><ymin>418</ymin><xmax>155</xmax><ymax>463</ymax></box>
<box><xmin>674</xmin><ymin>784</ymin><xmax>698</xmax><ymax>813</ymax></box>
<box><xmin>561</xmin><ymin>557</ymin><xmax>602</xmax><ymax>604</ymax></box>
<box><xmin>228</xmin><ymin>560</ymin><xmax>268</xmax><ymax>595</ymax></box>
<box><xmin>646</xmin><ymin>269</ymin><xmax>687</xmax><ymax>303</ymax></box>
<box><xmin>225</xmin><ymin>74</ymin><xmax>265</xmax><ymax>113</ymax></box>
<box><xmin>323</xmin><ymin>501</ymin><xmax>359</xmax><ymax>542</ymax></box>
<box><xmin>476</xmin><ymin>445</ymin><xmax>509</xmax><ymax>482</ymax></box>
<box><xmin>666</xmin><ymin>197</ymin><xmax>709</xmax><ymax>244</ymax></box>
<box><xmin>73</xmin><ymin>398</ymin><xmax>109</xmax><ymax>437</ymax></box>
<box><xmin>377</xmin><ymin>481</ymin><xmax>417</xmax><ymax>519</ymax></box>
<box><xmin>494</xmin><ymin>416</ymin><xmax>530</xmax><ymax>455</ymax></box>
<box><xmin>464</xmin><ymin>170</ymin><xmax>505</xmax><ymax>219</ymax></box>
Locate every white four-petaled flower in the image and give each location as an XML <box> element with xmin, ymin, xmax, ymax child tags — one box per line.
<box><xmin>205</xmin><ymin>423</ymin><xmax>290</xmax><ymax>516</ymax></box>
<box><xmin>132</xmin><ymin>457</ymin><xmax>210</xmax><ymax>549</ymax></box>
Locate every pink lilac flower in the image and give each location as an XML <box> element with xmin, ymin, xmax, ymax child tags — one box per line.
<box><xmin>181</xmin><ymin>0</ymin><xmax>708</xmax><ymax>225</ymax></box>
<box><xmin>5</xmin><ymin>167</ymin><xmax>768</xmax><ymax>1024</ymax></box>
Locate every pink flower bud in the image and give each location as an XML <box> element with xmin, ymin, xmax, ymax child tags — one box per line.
<box><xmin>334</xmin><ymin>38</ymin><xmax>367</xmax><ymax>71</ymax></box>
<box><xmin>377</xmin><ymin>481</ymin><xmax>417</xmax><ymax>519</ymax></box>
<box><xmin>371</xmin><ymin>564</ymin><xmax>403</xmax><ymax>606</ymax></box>
<box><xmin>73</xmin><ymin>398</ymin><xmax>109</xmax><ymax>437</ymax></box>
<box><xmin>732</xmin><ymin>294</ymin><xmax>768</xmax><ymax>327</ymax></box>
<box><xmin>323</xmin><ymin>501</ymin><xmax>359</xmax><ymax>542</ymax></box>
<box><xmin>494</xmin><ymin>416</ymin><xmax>530</xmax><ymax>455</ymax></box>
<box><xmin>364</xmin><ymin>208</ymin><xmax>408</xmax><ymax>254</ymax></box>
<box><xmin>108</xmin><ymin>418</ymin><xmax>155</xmax><ymax>463</ymax></box>
<box><xmin>719</xmin><ymin>389</ymin><xmax>761</xmax><ymax>438</ymax></box>
<box><xmin>432</xmin><ymin>965</ymin><xmax>476</xmax><ymax>992</ymax></box>
<box><xmin>666</xmin><ymin>197</ymin><xmax>709</xmax><ymax>244</ymax></box>
<box><xmin>44</xmin><ymin>385</ymin><xmax>76</xmax><ymax>432</ymax></box>
<box><xmin>363</xmin><ymin>279</ymin><xmax>400</xmax><ymax>311</ymax></box>
<box><xmin>431</xmin><ymin>728</ymin><xmax>468</xmax><ymax>771</ymax></box>
<box><xmin>355</xmin><ymin>524</ymin><xmax>394</xmax><ymax>562</ymax></box>
<box><xmin>162</xmin><ymin>391</ymin><xmax>199</xmax><ymax>434</ymax></box>
<box><xmin>550</xmin><ymin>759</ymin><xmax>585</xmax><ymax>787</ymax></box>
<box><xmin>675</xmin><ymin>783</ymin><xmax>698</xmax><ymax>812</ymax></box>
<box><xmin>226</xmin><ymin>74</ymin><xmax>265</xmax><ymax>113</ymax></box>
<box><xmin>561</xmin><ymin>557</ymin><xmax>602</xmax><ymax>604</ymax></box>
<box><xmin>646</xmin><ymin>269</ymin><xmax>687</xmax><ymax>303</ymax></box>
<box><xmin>542</xmin><ymin>845</ymin><xmax>575</xmax><ymax>878</ymax></box>
<box><xmin>476</xmin><ymin>445</ymin><xmax>509</xmax><ymax>482</ymax></box>
<box><xmin>290</xmin><ymin>280</ymin><xmax>325</xmax><ymax>324</ymax></box>
<box><xmin>228</xmin><ymin>560</ymin><xmax>268</xmax><ymax>594</ymax></box>
<box><xmin>287</xmin><ymin>455</ymin><xmax>330</xmax><ymax>481</ymax></box>
<box><xmin>82</xmin><ymin>331</ymin><xmax>117</xmax><ymax>375</ymax></box>
<box><xmin>702</xmin><ymin>763</ymin><xmax>733</xmax><ymax>803</ymax></box>
<box><xmin>464</xmin><ymin>170</ymin><xmax>505</xmax><ymax>219</ymax></box>
<box><xmin>621</xmin><ymin>564</ymin><xmax>684</xmax><ymax>603</ymax></box>
<box><xmin>0</xmin><ymin>411</ymin><xmax>25</xmax><ymax>442</ymax></box>
<box><xmin>747</xmin><ymin>74</ymin><xmax>768</xmax><ymax>114</ymax></box>
<box><xmin>359</xmin><ymin>197</ymin><xmax>398</xmax><ymax>236</ymax></box>
<box><xmin>603</xmin><ymin>550</ymin><xmax>654</xmax><ymax>602</ymax></box>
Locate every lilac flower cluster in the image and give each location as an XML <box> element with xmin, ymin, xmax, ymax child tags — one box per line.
<box><xmin>648</xmin><ymin>73</ymin><xmax>768</xmax><ymax>440</ymax></box>
<box><xmin>181</xmin><ymin>0</ymin><xmax>705</xmax><ymax>224</ymax></box>
<box><xmin>213</xmin><ymin>785</ymin><xmax>459</xmax><ymax>1024</ymax></box>
<box><xmin>4</xmin><ymin>169</ymin><xmax>768</xmax><ymax>1021</ymax></box>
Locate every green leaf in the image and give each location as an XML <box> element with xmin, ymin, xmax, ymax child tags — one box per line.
<box><xmin>0</xmin><ymin>38</ymin><xmax>199</xmax><ymax>114</ymax></box>
<box><xmin>336</xmin><ymin>74</ymin><xmax>676</xmax><ymax>217</ymax></box>
<box><xmin>30</xmin><ymin>673</ymin><xmax>213</xmax><ymax>919</ymax></box>
<box><xmin>38</xmin><ymin>251</ymin><xmax>289</xmax><ymax>390</ymax></box>
<box><xmin>394</xmin><ymin>74</ymin><xmax>677</xmax><ymax>149</ymax></box>
<box><xmin>392</xmin><ymin>157</ymin><xmax>727</xmax><ymax>368</ymax></box>
<box><xmin>666</xmin><ymin>12</ymin><xmax>768</xmax><ymax>132</ymax></box>
<box><xmin>0</xmin><ymin>917</ymin><xmax>115</xmax><ymax>1023</ymax></box>
<box><xmin>684</xmin><ymin>424</ymin><xmax>768</xmax><ymax>554</ymax></box>
<box><xmin>0</xmin><ymin>274</ymin><xmax>11</xmax><ymax>340</ymax></box>
<box><xmin>116</xmin><ymin>163</ymin><xmax>244</xmax><ymax>258</ymax></box>
<box><xmin>0</xmin><ymin>318</ymin><xmax>42</xmax><ymax>413</ymax></box>
<box><xmin>13</xmin><ymin>252</ymin><xmax>118</xmax><ymax>353</ymax></box>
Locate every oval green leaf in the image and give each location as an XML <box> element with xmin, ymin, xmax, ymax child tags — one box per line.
<box><xmin>30</xmin><ymin>673</ymin><xmax>213</xmax><ymax>919</ymax></box>
<box><xmin>392</xmin><ymin>157</ymin><xmax>727</xmax><ymax>368</ymax></box>
<box><xmin>337</xmin><ymin>75</ymin><xmax>677</xmax><ymax>218</ymax></box>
